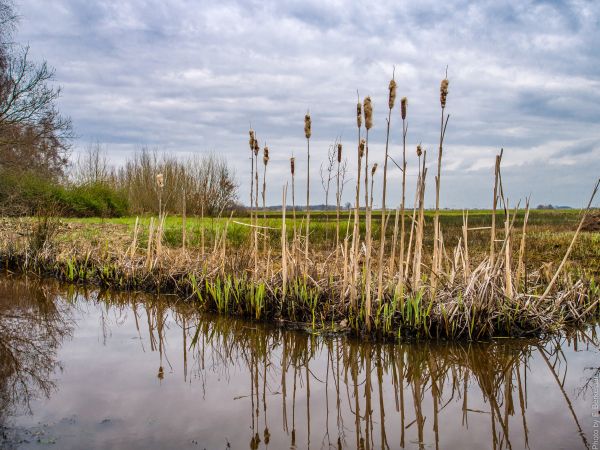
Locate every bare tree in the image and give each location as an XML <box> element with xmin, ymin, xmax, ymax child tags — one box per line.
<box><xmin>0</xmin><ymin>1</ymin><xmax>72</xmax><ymax>179</ymax></box>
<box><xmin>73</xmin><ymin>141</ymin><xmax>111</xmax><ymax>185</ymax></box>
<box><xmin>117</xmin><ymin>149</ymin><xmax>238</xmax><ymax>216</ymax></box>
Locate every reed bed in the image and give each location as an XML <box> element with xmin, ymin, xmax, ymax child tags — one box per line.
<box><xmin>1</xmin><ymin>75</ymin><xmax>599</xmax><ymax>340</ymax></box>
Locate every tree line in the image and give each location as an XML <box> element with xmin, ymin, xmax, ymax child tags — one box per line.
<box><xmin>0</xmin><ymin>1</ymin><xmax>238</xmax><ymax>217</ymax></box>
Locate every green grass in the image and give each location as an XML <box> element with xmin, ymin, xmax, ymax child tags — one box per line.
<box><xmin>62</xmin><ymin>208</ymin><xmax>599</xmax><ymax>276</ymax></box>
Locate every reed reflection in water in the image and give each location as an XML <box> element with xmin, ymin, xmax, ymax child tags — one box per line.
<box><xmin>1</xmin><ymin>276</ymin><xmax>598</xmax><ymax>449</ymax></box>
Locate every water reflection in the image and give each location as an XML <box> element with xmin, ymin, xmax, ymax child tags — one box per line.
<box><xmin>0</xmin><ymin>277</ymin><xmax>72</xmax><ymax>422</ymax></box>
<box><xmin>0</xmin><ymin>276</ymin><xmax>598</xmax><ymax>449</ymax></box>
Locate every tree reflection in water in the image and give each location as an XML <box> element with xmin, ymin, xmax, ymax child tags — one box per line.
<box><xmin>0</xmin><ymin>277</ymin><xmax>72</xmax><ymax>424</ymax></box>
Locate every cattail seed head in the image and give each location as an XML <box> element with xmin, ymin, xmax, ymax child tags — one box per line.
<box><xmin>440</xmin><ymin>78</ymin><xmax>449</xmax><ymax>109</ymax></box>
<box><xmin>156</xmin><ymin>173</ymin><xmax>164</xmax><ymax>188</ymax></box>
<box><xmin>363</xmin><ymin>97</ymin><xmax>373</xmax><ymax>130</ymax></box>
<box><xmin>388</xmin><ymin>79</ymin><xmax>397</xmax><ymax>110</ymax></box>
<box><xmin>371</xmin><ymin>163</ymin><xmax>378</xmax><ymax>176</ymax></box>
<box><xmin>356</xmin><ymin>102</ymin><xmax>362</xmax><ymax>128</ymax></box>
<box><xmin>304</xmin><ymin>114</ymin><xmax>311</xmax><ymax>139</ymax></box>
<box><xmin>263</xmin><ymin>146</ymin><xmax>269</xmax><ymax>165</ymax></box>
<box><xmin>416</xmin><ymin>144</ymin><xmax>422</xmax><ymax>157</ymax></box>
<box><xmin>337</xmin><ymin>143</ymin><xmax>342</xmax><ymax>163</ymax></box>
<box><xmin>359</xmin><ymin>138</ymin><xmax>365</xmax><ymax>158</ymax></box>
<box><xmin>401</xmin><ymin>97</ymin><xmax>407</xmax><ymax>120</ymax></box>
<box><xmin>290</xmin><ymin>157</ymin><xmax>295</xmax><ymax>175</ymax></box>
<box><xmin>249</xmin><ymin>130</ymin><xmax>255</xmax><ymax>151</ymax></box>
<box><xmin>253</xmin><ymin>138</ymin><xmax>259</xmax><ymax>156</ymax></box>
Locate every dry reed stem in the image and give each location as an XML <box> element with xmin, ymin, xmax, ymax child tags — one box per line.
<box><xmin>262</xmin><ymin>146</ymin><xmax>269</xmax><ymax>253</ymax></box>
<box><xmin>281</xmin><ymin>184</ymin><xmax>288</xmax><ymax>300</ymax></box>
<box><xmin>432</xmin><ymin>77</ymin><xmax>450</xmax><ymax>289</ymax></box>
<box><xmin>305</xmin><ymin>114</ymin><xmax>311</xmax><ymax>271</ymax></box>
<box><xmin>516</xmin><ymin>198</ymin><xmax>530</xmax><ymax>288</ymax></box>
<box><xmin>538</xmin><ymin>177</ymin><xmax>600</xmax><ymax>303</ymax></box>
<box><xmin>182</xmin><ymin>187</ymin><xmax>187</xmax><ymax>251</ymax></box>
<box><xmin>129</xmin><ymin>216</ymin><xmax>140</xmax><ymax>258</ymax></box>
<box><xmin>504</xmin><ymin>204</ymin><xmax>513</xmax><ymax>299</ymax></box>
<box><xmin>462</xmin><ymin>210</ymin><xmax>470</xmax><ymax>281</ymax></box>
<box><xmin>490</xmin><ymin>150</ymin><xmax>503</xmax><ymax>267</ymax></box>
<box><xmin>335</xmin><ymin>143</ymin><xmax>342</xmax><ymax>263</ymax></box>
<box><xmin>290</xmin><ymin>157</ymin><xmax>297</xmax><ymax>262</ymax></box>
<box><xmin>377</xmin><ymin>74</ymin><xmax>396</xmax><ymax>304</ymax></box>
<box><xmin>397</xmin><ymin>99</ymin><xmax>409</xmax><ymax>289</ymax></box>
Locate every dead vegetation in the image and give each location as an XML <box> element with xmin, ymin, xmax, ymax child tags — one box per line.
<box><xmin>0</xmin><ymin>73</ymin><xmax>599</xmax><ymax>340</ymax></box>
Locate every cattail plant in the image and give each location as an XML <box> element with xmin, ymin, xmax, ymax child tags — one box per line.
<box><xmin>249</xmin><ymin>130</ymin><xmax>255</xmax><ymax>220</ymax></box>
<box><xmin>432</xmin><ymin>76</ymin><xmax>450</xmax><ymax>288</ymax></box>
<box><xmin>350</xmin><ymin>98</ymin><xmax>363</xmax><ymax>312</ymax></box>
<box><xmin>362</xmin><ymin>97</ymin><xmax>373</xmax><ymax>328</ymax></box>
<box><xmin>304</xmin><ymin>113</ymin><xmax>312</xmax><ymax>266</ymax></box>
<box><xmin>402</xmin><ymin>145</ymin><xmax>423</xmax><ymax>283</ymax></box>
<box><xmin>335</xmin><ymin>142</ymin><xmax>342</xmax><ymax>259</ymax></box>
<box><xmin>182</xmin><ymin>186</ymin><xmax>187</xmax><ymax>250</ymax></box>
<box><xmin>377</xmin><ymin>74</ymin><xmax>396</xmax><ymax>303</ymax></box>
<box><xmin>363</xmin><ymin>97</ymin><xmax>373</xmax><ymax>211</ymax></box>
<box><xmin>398</xmin><ymin>98</ymin><xmax>408</xmax><ymax>283</ymax></box>
<box><xmin>262</xmin><ymin>146</ymin><xmax>270</xmax><ymax>252</ymax></box>
<box><xmin>390</xmin><ymin>96</ymin><xmax>409</xmax><ymax>276</ymax></box>
<box><xmin>155</xmin><ymin>173</ymin><xmax>165</xmax><ymax>258</ymax></box>
<box><xmin>290</xmin><ymin>156</ymin><xmax>297</xmax><ymax>256</ymax></box>
<box><xmin>253</xmin><ymin>137</ymin><xmax>260</xmax><ymax>272</ymax></box>
<box><xmin>156</xmin><ymin>173</ymin><xmax>164</xmax><ymax>217</ymax></box>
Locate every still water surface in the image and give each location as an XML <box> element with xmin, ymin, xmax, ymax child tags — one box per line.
<box><xmin>0</xmin><ymin>275</ymin><xmax>598</xmax><ymax>449</ymax></box>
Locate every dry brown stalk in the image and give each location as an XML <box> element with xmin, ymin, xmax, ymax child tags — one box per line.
<box><xmin>290</xmin><ymin>157</ymin><xmax>297</xmax><ymax>261</ymax></box>
<box><xmin>390</xmin><ymin>206</ymin><xmax>400</xmax><ymax>273</ymax></box>
<box><xmin>490</xmin><ymin>150</ymin><xmax>503</xmax><ymax>268</ymax></box>
<box><xmin>349</xmin><ymin>97</ymin><xmax>363</xmax><ymax>312</ymax></box>
<box><xmin>538</xmin><ymin>177</ymin><xmax>600</xmax><ymax>303</ymax></box>
<box><xmin>253</xmin><ymin>137</ymin><xmax>260</xmax><ymax>274</ymax></box>
<box><xmin>262</xmin><ymin>145</ymin><xmax>269</xmax><ymax>253</ymax></box>
<box><xmin>249</xmin><ymin>129</ymin><xmax>255</xmax><ymax>227</ymax></box>
<box><xmin>413</xmin><ymin>152</ymin><xmax>427</xmax><ymax>289</ymax></box>
<box><xmin>146</xmin><ymin>217</ymin><xmax>155</xmax><ymax>268</ymax></box>
<box><xmin>365</xmin><ymin>162</ymin><xmax>377</xmax><ymax>330</ymax></box>
<box><xmin>397</xmin><ymin>97</ymin><xmax>409</xmax><ymax>288</ymax></box>
<box><xmin>129</xmin><ymin>216</ymin><xmax>140</xmax><ymax>258</ymax></box>
<box><xmin>401</xmin><ymin>145</ymin><xmax>422</xmax><ymax>288</ymax></box>
<box><xmin>363</xmin><ymin>97</ymin><xmax>372</xmax><ymax>212</ymax></box>
<box><xmin>281</xmin><ymin>184</ymin><xmax>288</xmax><ymax>300</ymax></box>
<box><xmin>182</xmin><ymin>187</ymin><xmax>187</xmax><ymax>251</ymax></box>
<box><xmin>462</xmin><ymin>210</ymin><xmax>470</xmax><ymax>281</ymax></box>
<box><xmin>200</xmin><ymin>202</ymin><xmax>205</xmax><ymax>257</ymax></box>
<box><xmin>304</xmin><ymin>113</ymin><xmax>312</xmax><ymax>270</ymax></box>
<box><xmin>377</xmin><ymin>74</ymin><xmax>397</xmax><ymax>304</ymax></box>
<box><xmin>516</xmin><ymin>198</ymin><xmax>530</xmax><ymax>288</ymax></box>
<box><xmin>504</xmin><ymin>204</ymin><xmax>513</xmax><ymax>299</ymax></box>
<box><xmin>432</xmin><ymin>77</ymin><xmax>450</xmax><ymax>289</ymax></box>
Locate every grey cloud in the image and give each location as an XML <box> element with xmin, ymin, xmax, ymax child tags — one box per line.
<box><xmin>13</xmin><ymin>0</ymin><xmax>600</xmax><ymax>208</ymax></box>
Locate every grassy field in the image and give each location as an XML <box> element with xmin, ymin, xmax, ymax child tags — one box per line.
<box><xmin>61</xmin><ymin>209</ymin><xmax>599</xmax><ymax>276</ymax></box>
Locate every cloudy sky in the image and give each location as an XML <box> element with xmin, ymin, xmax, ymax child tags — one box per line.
<box><xmin>15</xmin><ymin>0</ymin><xmax>600</xmax><ymax>208</ymax></box>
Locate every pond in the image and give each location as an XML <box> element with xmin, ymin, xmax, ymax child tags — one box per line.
<box><xmin>0</xmin><ymin>275</ymin><xmax>598</xmax><ymax>449</ymax></box>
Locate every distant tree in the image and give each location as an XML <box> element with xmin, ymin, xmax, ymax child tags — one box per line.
<box><xmin>0</xmin><ymin>0</ymin><xmax>72</xmax><ymax>180</ymax></box>
<box><xmin>117</xmin><ymin>149</ymin><xmax>238</xmax><ymax>216</ymax></box>
<box><xmin>73</xmin><ymin>142</ymin><xmax>112</xmax><ymax>185</ymax></box>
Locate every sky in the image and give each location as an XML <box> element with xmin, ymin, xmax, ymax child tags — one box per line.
<box><xmin>14</xmin><ymin>0</ymin><xmax>600</xmax><ymax>208</ymax></box>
